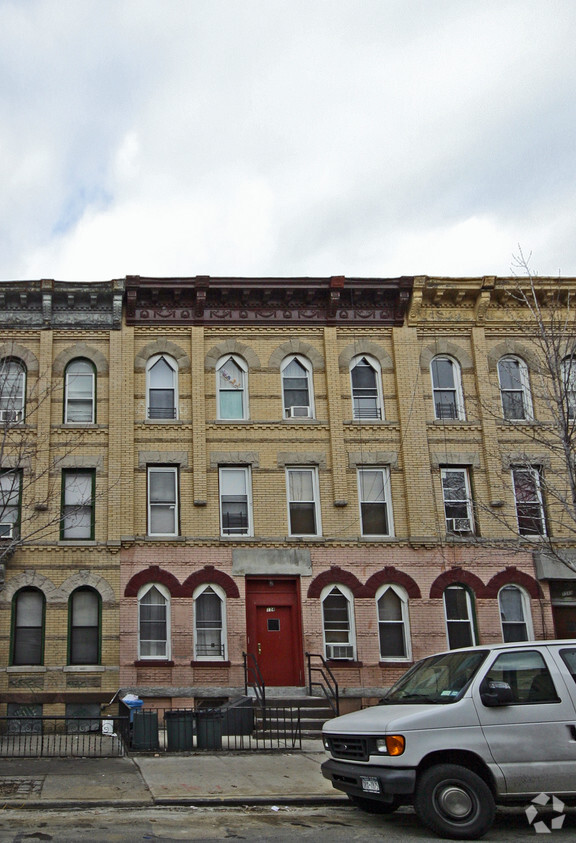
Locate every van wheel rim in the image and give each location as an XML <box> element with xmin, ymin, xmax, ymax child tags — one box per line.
<box><xmin>437</xmin><ymin>785</ymin><xmax>474</xmax><ymax>819</ymax></box>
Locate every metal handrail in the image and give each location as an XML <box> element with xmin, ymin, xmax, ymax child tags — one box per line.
<box><xmin>305</xmin><ymin>652</ymin><xmax>339</xmax><ymax>717</ymax></box>
<box><xmin>243</xmin><ymin>651</ymin><xmax>266</xmax><ymax>709</ymax></box>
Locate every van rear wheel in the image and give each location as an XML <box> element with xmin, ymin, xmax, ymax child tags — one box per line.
<box><xmin>348</xmin><ymin>794</ymin><xmax>400</xmax><ymax>814</ymax></box>
<box><xmin>414</xmin><ymin>763</ymin><xmax>495</xmax><ymax>840</ymax></box>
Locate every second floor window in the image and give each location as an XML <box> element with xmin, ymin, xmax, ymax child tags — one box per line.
<box><xmin>350</xmin><ymin>356</ymin><xmax>382</xmax><ymax>420</ymax></box>
<box><xmin>286</xmin><ymin>467</ymin><xmax>320</xmax><ymax>536</ymax></box>
<box><xmin>147</xmin><ymin>467</ymin><xmax>178</xmax><ymax>536</ymax></box>
<box><xmin>498</xmin><ymin>356</ymin><xmax>532</xmax><ymax>420</ymax></box>
<box><xmin>441</xmin><ymin>468</ymin><xmax>474</xmax><ymax>534</ymax></box>
<box><xmin>147</xmin><ymin>355</ymin><xmax>178</xmax><ymax>420</ymax></box>
<box><xmin>61</xmin><ymin>470</ymin><xmax>94</xmax><ymax>540</ymax></box>
<box><xmin>217</xmin><ymin>355</ymin><xmax>248</xmax><ymax>419</ymax></box>
<box><xmin>0</xmin><ymin>358</ymin><xmax>26</xmax><ymax>424</ymax></box>
<box><xmin>12</xmin><ymin>587</ymin><xmax>44</xmax><ymax>666</ymax></box>
<box><xmin>0</xmin><ymin>470</ymin><xmax>21</xmax><ymax>539</ymax></box>
<box><xmin>282</xmin><ymin>356</ymin><xmax>313</xmax><ymax>418</ymax></box>
<box><xmin>561</xmin><ymin>356</ymin><xmax>576</xmax><ymax>420</ymax></box>
<box><xmin>358</xmin><ymin>467</ymin><xmax>393</xmax><ymax>536</ymax></box>
<box><xmin>219</xmin><ymin>466</ymin><xmax>252</xmax><ymax>536</ymax></box>
<box><xmin>512</xmin><ymin>466</ymin><xmax>546</xmax><ymax>536</ymax></box>
<box><xmin>431</xmin><ymin>356</ymin><xmax>464</xmax><ymax>420</ymax></box>
<box><xmin>64</xmin><ymin>359</ymin><xmax>95</xmax><ymax>423</ymax></box>
<box><xmin>69</xmin><ymin>587</ymin><xmax>100</xmax><ymax>665</ymax></box>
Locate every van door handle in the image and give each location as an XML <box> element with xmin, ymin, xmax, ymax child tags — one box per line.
<box><xmin>569</xmin><ymin>725</ymin><xmax>576</xmax><ymax>741</ymax></box>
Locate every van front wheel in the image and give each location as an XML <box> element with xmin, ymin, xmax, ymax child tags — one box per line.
<box><xmin>414</xmin><ymin>763</ymin><xmax>495</xmax><ymax>840</ymax></box>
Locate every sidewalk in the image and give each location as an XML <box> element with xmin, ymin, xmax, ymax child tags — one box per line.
<box><xmin>0</xmin><ymin>741</ymin><xmax>346</xmax><ymax>808</ymax></box>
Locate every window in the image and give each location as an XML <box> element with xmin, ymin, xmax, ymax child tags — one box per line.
<box><xmin>512</xmin><ymin>466</ymin><xmax>546</xmax><ymax>536</ymax></box>
<box><xmin>61</xmin><ymin>469</ymin><xmax>94</xmax><ymax>540</ymax></box>
<box><xmin>286</xmin><ymin>467</ymin><xmax>321</xmax><ymax>536</ymax></box>
<box><xmin>358</xmin><ymin>467</ymin><xmax>393</xmax><ymax>536</ymax></box>
<box><xmin>498</xmin><ymin>356</ymin><xmax>532</xmax><ymax>420</ymax></box>
<box><xmin>561</xmin><ymin>356</ymin><xmax>576</xmax><ymax>420</ymax></box>
<box><xmin>498</xmin><ymin>585</ymin><xmax>533</xmax><ymax>642</ymax></box>
<box><xmin>281</xmin><ymin>355</ymin><xmax>314</xmax><ymax>418</ymax></box>
<box><xmin>482</xmin><ymin>650</ymin><xmax>559</xmax><ymax>704</ymax></box>
<box><xmin>441</xmin><ymin>468</ymin><xmax>474</xmax><ymax>534</ymax></box>
<box><xmin>444</xmin><ymin>585</ymin><xmax>477</xmax><ymax>649</ymax></box>
<box><xmin>350</xmin><ymin>356</ymin><xmax>383</xmax><ymax>420</ymax></box>
<box><xmin>322</xmin><ymin>585</ymin><xmax>356</xmax><ymax>660</ymax></box>
<box><xmin>0</xmin><ymin>358</ymin><xmax>26</xmax><ymax>423</ymax></box>
<box><xmin>138</xmin><ymin>583</ymin><xmax>170</xmax><ymax>659</ymax></box>
<box><xmin>194</xmin><ymin>584</ymin><xmax>226</xmax><ymax>660</ymax></box>
<box><xmin>146</xmin><ymin>354</ymin><xmax>178</xmax><ymax>420</ymax></box>
<box><xmin>431</xmin><ymin>356</ymin><xmax>465</xmax><ymax>420</ymax></box>
<box><xmin>11</xmin><ymin>588</ymin><xmax>44</xmax><ymax>666</ymax></box>
<box><xmin>377</xmin><ymin>585</ymin><xmax>411</xmax><ymax>660</ymax></box>
<box><xmin>69</xmin><ymin>587</ymin><xmax>100</xmax><ymax>664</ymax></box>
<box><xmin>0</xmin><ymin>470</ymin><xmax>21</xmax><ymax>539</ymax></box>
<box><xmin>219</xmin><ymin>466</ymin><xmax>252</xmax><ymax>536</ymax></box>
<box><xmin>147</xmin><ymin>466</ymin><xmax>178</xmax><ymax>536</ymax></box>
<box><xmin>64</xmin><ymin>358</ymin><xmax>95</xmax><ymax>423</ymax></box>
<box><xmin>217</xmin><ymin>355</ymin><xmax>248</xmax><ymax>420</ymax></box>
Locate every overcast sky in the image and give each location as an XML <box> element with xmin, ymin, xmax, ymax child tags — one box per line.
<box><xmin>1</xmin><ymin>0</ymin><xmax>575</xmax><ymax>282</ymax></box>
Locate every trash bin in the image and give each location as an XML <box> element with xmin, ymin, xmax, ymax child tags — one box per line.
<box><xmin>131</xmin><ymin>710</ymin><xmax>159</xmax><ymax>751</ymax></box>
<box><xmin>123</xmin><ymin>698</ymin><xmax>144</xmax><ymax>723</ymax></box>
<box><xmin>196</xmin><ymin>708</ymin><xmax>223</xmax><ymax>750</ymax></box>
<box><xmin>164</xmin><ymin>709</ymin><xmax>195</xmax><ymax>752</ymax></box>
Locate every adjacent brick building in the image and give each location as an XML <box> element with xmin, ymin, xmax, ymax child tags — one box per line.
<box><xmin>1</xmin><ymin>273</ymin><xmax>574</xmax><ymax>715</ymax></box>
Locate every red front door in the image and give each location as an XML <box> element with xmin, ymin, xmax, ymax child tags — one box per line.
<box><xmin>245</xmin><ymin>578</ymin><xmax>304</xmax><ymax>686</ymax></box>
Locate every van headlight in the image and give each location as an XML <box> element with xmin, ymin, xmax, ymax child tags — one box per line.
<box><xmin>375</xmin><ymin>735</ymin><xmax>405</xmax><ymax>756</ymax></box>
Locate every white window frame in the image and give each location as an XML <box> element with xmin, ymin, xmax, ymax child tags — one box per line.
<box><xmin>498</xmin><ymin>584</ymin><xmax>534</xmax><ymax>643</ymax></box>
<box><xmin>440</xmin><ymin>467</ymin><xmax>474</xmax><ymax>535</ymax></box>
<box><xmin>216</xmin><ymin>354</ymin><xmax>248</xmax><ymax>420</ymax></box>
<box><xmin>511</xmin><ymin>466</ymin><xmax>546</xmax><ymax>536</ymax></box>
<box><xmin>350</xmin><ymin>355</ymin><xmax>384</xmax><ymax>420</ymax></box>
<box><xmin>431</xmin><ymin>356</ymin><xmax>465</xmax><ymax>420</ymax></box>
<box><xmin>357</xmin><ymin>467</ymin><xmax>393</xmax><ymax>537</ymax></box>
<box><xmin>321</xmin><ymin>584</ymin><xmax>356</xmax><ymax>661</ymax></box>
<box><xmin>443</xmin><ymin>585</ymin><xmax>477</xmax><ymax>650</ymax></box>
<box><xmin>376</xmin><ymin>584</ymin><xmax>411</xmax><ymax>661</ymax></box>
<box><xmin>147</xmin><ymin>466</ymin><xmax>179</xmax><ymax>537</ymax></box>
<box><xmin>281</xmin><ymin>355</ymin><xmax>315</xmax><ymax>419</ymax></box>
<box><xmin>137</xmin><ymin>582</ymin><xmax>170</xmax><ymax>660</ymax></box>
<box><xmin>0</xmin><ymin>358</ymin><xmax>26</xmax><ymax>423</ymax></box>
<box><xmin>64</xmin><ymin>358</ymin><xmax>95</xmax><ymax>424</ymax></box>
<box><xmin>61</xmin><ymin>469</ymin><xmax>94</xmax><ymax>541</ymax></box>
<box><xmin>146</xmin><ymin>354</ymin><xmax>178</xmax><ymax>420</ymax></box>
<box><xmin>286</xmin><ymin>466</ymin><xmax>321</xmax><ymax>537</ymax></box>
<box><xmin>193</xmin><ymin>583</ymin><xmax>227</xmax><ymax>661</ymax></box>
<box><xmin>0</xmin><ymin>470</ymin><xmax>21</xmax><ymax>538</ymax></box>
<box><xmin>498</xmin><ymin>356</ymin><xmax>533</xmax><ymax>421</ymax></box>
<box><xmin>219</xmin><ymin>466</ymin><xmax>253</xmax><ymax>537</ymax></box>
<box><xmin>561</xmin><ymin>356</ymin><xmax>576</xmax><ymax>420</ymax></box>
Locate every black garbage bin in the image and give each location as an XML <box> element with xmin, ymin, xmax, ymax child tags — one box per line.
<box><xmin>131</xmin><ymin>710</ymin><xmax>159</xmax><ymax>751</ymax></box>
<box><xmin>164</xmin><ymin>709</ymin><xmax>195</xmax><ymax>752</ymax></box>
<box><xmin>196</xmin><ymin>708</ymin><xmax>223</xmax><ymax>750</ymax></box>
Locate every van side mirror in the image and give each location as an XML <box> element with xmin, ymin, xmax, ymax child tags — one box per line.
<box><xmin>480</xmin><ymin>680</ymin><xmax>514</xmax><ymax>707</ymax></box>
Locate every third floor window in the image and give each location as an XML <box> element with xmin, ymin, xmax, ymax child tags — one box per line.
<box><xmin>147</xmin><ymin>355</ymin><xmax>178</xmax><ymax>420</ymax></box>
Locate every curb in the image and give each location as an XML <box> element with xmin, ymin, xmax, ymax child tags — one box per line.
<box><xmin>0</xmin><ymin>795</ymin><xmax>348</xmax><ymax>810</ymax></box>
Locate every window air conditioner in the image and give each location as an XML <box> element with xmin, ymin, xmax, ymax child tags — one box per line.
<box><xmin>447</xmin><ymin>517</ymin><xmax>471</xmax><ymax>533</ymax></box>
<box><xmin>0</xmin><ymin>523</ymin><xmax>14</xmax><ymax>539</ymax></box>
<box><xmin>0</xmin><ymin>409</ymin><xmax>22</xmax><ymax>423</ymax></box>
<box><xmin>325</xmin><ymin>644</ymin><xmax>354</xmax><ymax>660</ymax></box>
<box><xmin>287</xmin><ymin>406</ymin><xmax>311</xmax><ymax>418</ymax></box>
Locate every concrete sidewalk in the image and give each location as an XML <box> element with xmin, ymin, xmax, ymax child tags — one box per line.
<box><xmin>0</xmin><ymin>742</ymin><xmax>345</xmax><ymax>808</ymax></box>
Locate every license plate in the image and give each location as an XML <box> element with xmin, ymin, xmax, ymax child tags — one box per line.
<box><xmin>361</xmin><ymin>776</ymin><xmax>380</xmax><ymax>793</ymax></box>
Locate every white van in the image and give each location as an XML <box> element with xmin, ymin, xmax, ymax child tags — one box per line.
<box><xmin>321</xmin><ymin>640</ymin><xmax>576</xmax><ymax>839</ymax></box>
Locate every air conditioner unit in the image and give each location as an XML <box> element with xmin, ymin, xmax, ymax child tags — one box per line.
<box><xmin>0</xmin><ymin>409</ymin><xmax>22</xmax><ymax>423</ymax></box>
<box><xmin>287</xmin><ymin>406</ymin><xmax>311</xmax><ymax>418</ymax></box>
<box><xmin>325</xmin><ymin>644</ymin><xmax>354</xmax><ymax>660</ymax></box>
<box><xmin>0</xmin><ymin>523</ymin><xmax>14</xmax><ymax>539</ymax></box>
<box><xmin>447</xmin><ymin>517</ymin><xmax>471</xmax><ymax>533</ymax></box>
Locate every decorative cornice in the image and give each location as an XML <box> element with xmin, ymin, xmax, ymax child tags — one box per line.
<box><xmin>0</xmin><ymin>279</ymin><xmax>124</xmax><ymax>330</ymax></box>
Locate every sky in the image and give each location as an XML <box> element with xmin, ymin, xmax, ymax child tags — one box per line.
<box><xmin>1</xmin><ymin>0</ymin><xmax>575</xmax><ymax>282</ymax></box>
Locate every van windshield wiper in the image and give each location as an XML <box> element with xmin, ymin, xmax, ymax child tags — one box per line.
<box><xmin>390</xmin><ymin>693</ymin><xmax>440</xmax><ymax>703</ymax></box>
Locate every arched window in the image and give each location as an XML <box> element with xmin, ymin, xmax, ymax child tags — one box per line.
<box><xmin>281</xmin><ymin>355</ymin><xmax>314</xmax><ymax>418</ymax></box>
<box><xmin>194</xmin><ymin>584</ymin><xmax>227</xmax><ymax>660</ymax></box>
<box><xmin>350</xmin><ymin>355</ymin><xmax>383</xmax><ymax>420</ymax></box>
<box><xmin>321</xmin><ymin>585</ymin><xmax>356</xmax><ymax>660</ymax></box>
<box><xmin>376</xmin><ymin>584</ymin><xmax>411</xmax><ymax>661</ymax></box>
<box><xmin>498</xmin><ymin>585</ymin><xmax>533</xmax><ymax>642</ymax></box>
<box><xmin>64</xmin><ymin>358</ymin><xmax>95</xmax><ymax>423</ymax></box>
<box><xmin>69</xmin><ymin>587</ymin><xmax>100</xmax><ymax>664</ymax></box>
<box><xmin>561</xmin><ymin>356</ymin><xmax>576</xmax><ymax>420</ymax></box>
<box><xmin>146</xmin><ymin>355</ymin><xmax>178</xmax><ymax>420</ymax></box>
<box><xmin>138</xmin><ymin>583</ymin><xmax>170</xmax><ymax>659</ymax></box>
<box><xmin>443</xmin><ymin>585</ymin><xmax>477</xmax><ymax>649</ymax></box>
<box><xmin>431</xmin><ymin>356</ymin><xmax>465</xmax><ymax>420</ymax></box>
<box><xmin>498</xmin><ymin>356</ymin><xmax>532</xmax><ymax>420</ymax></box>
<box><xmin>0</xmin><ymin>358</ymin><xmax>26</xmax><ymax>424</ymax></box>
<box><xmin>217</xmin><ymin>355</ymin><xmax>248</xmax><ymax>420</ymax></box>
<box><xmin>11</xmin><ymin>588</ymin><xmax>44</xmax><ymax>666</ymax></box>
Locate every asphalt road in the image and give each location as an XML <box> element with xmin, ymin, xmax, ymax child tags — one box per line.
<box><xmin>0</xmin><ymin>804</ymin><xmax>575</xmax><ymax>842</ymax></box>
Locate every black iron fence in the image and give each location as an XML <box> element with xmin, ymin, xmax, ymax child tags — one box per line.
<box><xmin>0</xmin><ymin>715</ymin><xmax>129</xmax><ymax>758</ymax></box>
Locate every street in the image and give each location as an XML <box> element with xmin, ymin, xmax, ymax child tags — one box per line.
<box><xmin>0</xmin><ymin>804</ymin><xmax>575</xmax><ymax>842</ymax></box>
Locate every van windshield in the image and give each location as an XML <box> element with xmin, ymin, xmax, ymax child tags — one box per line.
<box><xmin>382</xmin><ymin>649</ymin><xmax>489</xmax><ymax>704</ymax></box>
